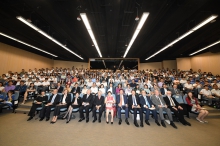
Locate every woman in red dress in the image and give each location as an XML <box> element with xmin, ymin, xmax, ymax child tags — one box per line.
<box><xmin>105</xmin><ymin>91</ymin><xmax>115</xmax><ymax>124</ymax></box>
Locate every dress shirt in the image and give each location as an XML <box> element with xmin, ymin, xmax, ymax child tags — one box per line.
<box><xmin>132</xmin><ymin>96</ymin><xmax>137</xmax><ymax>106</ymax></box>
<box><xmin>168</xmin><ymin>96</ymin><xmax>175</xmax><ymax>106</ymax></box>
<box><xmin>62</xmin><ymin>95</ymin><xmax>67</xmax><ymax>103</ymax></box>
<box><xmin>211</xmin><ymin>89</ymin><xmax>220</xmax><ymax>96</ymax></box>
<box><xmin>144</xmin><ymin>96</ymin><xmax>150</xmax><ymax>107</ymax></box>
<box><xmin>50</xmin><ymin>94</ymin><xmax>57</xmax><ymax>104</ymax></box>
<box><xmin>91</xmin><ymin>87</ymin><xmax>98</xmax><ymax>93</ymax></box>
<box><xmin>120</xmin><ymin>94</ymin><xmax>124</xmax><ymax>106</ymax></box>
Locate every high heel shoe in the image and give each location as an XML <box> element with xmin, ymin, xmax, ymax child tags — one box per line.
<box><xmin>106</xmin><ymin>121</ymin><xmax>109</xmax><ymax>124</ymax></box>
<box><xmin>66</xmin><ymin>120</ymin><xmax>70</xmax><ymax>124</ymax></box>
<box><xmin>111</xmin><ymin>122</ymin><xmax>113</xmax><ymax>124</ymax></box>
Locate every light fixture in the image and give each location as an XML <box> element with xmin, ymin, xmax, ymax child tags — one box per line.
<box><xmin>145</xmin><ymin>15</ymin><xmax>218</xmax><ymax>60</ymax></box>
<box><xmin>189</xmin><ymin>40</ymin><xmax>220</xmax><ymax>56</ymax></box>
<box><xmin>80</xmin><ymin>13</ymin><xmax>102</xmax><ymax>57</ymax></box>
<box><xmin>135</xmin><ymin>8</ymin><xmax>139</xmax><ymax>21</ymax></box>
<box><xmin>123</xmin><ymin>12</ymin><xmax>149</xmax><ymax>58</ymax></box>
<box><xmin>77</xmin><ymin>16</ymin><xmax>81</xmax><ymax>21</ymax></box>
<box><xmin>118</xmin><ymin>60</ymin><xmax>123</xmax><ymax>68</ymax></box>
<box><xmin>0</xmin><ymin>32</ymin><xmax>58</xmax><ymax>57</ymax></box>
<box><xmin>16</xmin><ymin>16</ymin><xmax>83</xmax><ymax>60</ymax></box>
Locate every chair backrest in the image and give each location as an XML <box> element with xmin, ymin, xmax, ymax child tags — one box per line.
<box><xmin>173</xmin><ymin>95</ymin><xmax>184</xmax><ymax>104</ymax></box>
<box><xmin>13</xmin><ymin>91</ymin><xmax>20</xmax><ymax>100</ymax></box>
<box><xmin>182</xmin><ymin>94</ymin><xmax>187</xmax><ymax>104</ymax></box>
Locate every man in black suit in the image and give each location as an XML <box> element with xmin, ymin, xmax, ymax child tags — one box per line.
<box><xmin>39</xmin><ymin>89</ymin><xmax>61</xmax><ymax>121</ymax></box>
<box><xmin>57</xmin><ymin>82</ymin><xmax>64</xmax><ymax>93</ymax></box>
<box><xmin>78</xmin><ymin>89</ymin><xmax>93</xmax><ymax>123</ymax></box>
<box><xmin>71</xmin><ymin>83</ymin><xmax>80</xmax><ymax>95</ymax></box>
<box><xmin>92</xmin><ymin>91</ymin><xmax>104</xmax><ymax>123</ymax></box>
<box><xmin>128</xmin><ymin>90</ymin><xmax>144</xmax><ymax>127</ymax></box>
<box><xmin>140</xmin><ymin>90</ymin><xmax>160</xmax><ymax>126</ymax></box>
<box><xmin>163</xmin><ymin>91</ymin><xmax>191</xmax><ymax>126</ymax></box>
<box><xmin>160</xmin><ymin>84</ymin><xmax>168</xmax><ymax>96</ymax></box>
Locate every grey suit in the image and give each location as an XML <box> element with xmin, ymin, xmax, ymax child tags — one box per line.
<box><xmin>171</xmin><ymin>88</ymin><xmax>181</xmax><ymax>95</ymax></box>
<box><xmin>151</xmin><ymin>95</ymin><xmax>173</xmax><ymax>121</ymax></box>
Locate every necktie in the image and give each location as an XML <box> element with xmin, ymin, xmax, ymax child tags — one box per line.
<box><xmin>133</xmin><ymin>97</ymin><xmax>137</xmax><ymax>106</ymax></box>
<box><xmin>50</xmin><ymin>95</ymin><xmax>56</xmax><ymax>103</ymax></box>
<box><xmin>157</xmin><ymin>96</ymin><xmax>163</xmax><ymax>105</ymax></box>
<box><xmin>169</xmin><ymin>97</ymin><xmax>175</xmax><ymax>106</ymax></box>
<box><xmin>144</xmin><ymin>97</ymin><xmax>150</xmax><ymax>108</ymax></box>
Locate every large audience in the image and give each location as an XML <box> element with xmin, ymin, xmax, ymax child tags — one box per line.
<box><xmin>0</xmin><ymin>67</ymin><xmax>220</xmax><ymax>128</ymax></box>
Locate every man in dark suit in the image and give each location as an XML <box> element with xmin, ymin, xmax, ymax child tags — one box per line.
<box><xmin>128</xmin><ymin>90</ymin><xmax>143</xmax><ymax>127</ymax></box>
<box><xmin>71</xmin><ymin>83</ymin><xmax>80</xmax><ymax>95</ymax></box>
<box><xmin>160</xmin><ymin>84</ymin><xmax>168</xmax><ymax>96</ymax></box>
<box><xmin>151</xmin><ymin>90</ymin><xmax>177</xmax><ymax>129</ymax></box>
<box><xmin>140</xmin><ymin>90</ymin><xmax>160</xmax><ymax>126</ymax></box>
<box><xmin>116</xmin><ymin>89</ymin><xmax>129</xmax><ymax>125</ymax></box>
<box><xmin>39</xmin><ymin>89</ymin><xmax>61</xmax><ymax>121</ymax></box>
<box><xmin>92</xmin><ymin>91</ymin><xmax>104</xmax><ymax>123</ymax></box>
<box><xmin>57</xmin><ymin>82</ymin><xmax>64</xmax><ymax>93</ymax></box>
<box><xmin>78</xmin><ymin>89</ymin><xmax>93</xmax><ymax>123</ymax></box>
<box><xmin>163</xmin><ymin>91</ymin><xmax>191</xmax><ymax>126</ymax></box>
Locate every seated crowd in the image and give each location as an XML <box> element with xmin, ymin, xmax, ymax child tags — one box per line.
<box><xmin>0</xmin><ymin>67</ymin><xmax>220</xmax><ymax>128</ymax></box>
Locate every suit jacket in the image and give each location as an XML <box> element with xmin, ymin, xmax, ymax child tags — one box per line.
<box><xmin>139</xmin><ymin>95</ymin><xmax>154</xmax><ymax>108</ymax></box>
<box><xmin>116</xmin><ymin>94</ymin><xmax>128</xmax><ymax>105</ymax></box>
<box><xmin>171</xmin><ymin>88</ymin><xmax>181</xmax><ymax>95</ymax></box>
<box><xmin>93</xmin><ymin>96</ymin><xmax>104</xmax><ymax>106</ymax></box>
<box><xmin>71</xmin><ymin>87</ymin><xmax>80</xmax><ymax>93</ymax></box>
<box><xmin>107</xmin><ymin>87</ymin><xmax>115</xmax><ymax>94</ymax></box>
<box><xmin>59</xmin><ymin>94</ymin><xmax>72</xmax><ymax>106</ymax></box>
<box><xmin>57</xmin><ymin>86</ymin><xmax>64</xmax><ymax>93</ymax></box>
<box><xmin>81</xmin><ymin>94</ymin><xmax>93</xmax><ymax>107</ymax></box>
<box><xmin>160</xmin><ymin>88</ymin><xmax>168</xmax><ymax>95</ymax></box>
<box><xmin>127</xmin><ymin>94</ymin><xmax>141</xmax><ymax>109</ymax></box>
<box><xmin>163</xmin><ymin>96</ymin><xmax>180</xmax><ymax>109</ymax></box>
<box><xmin>48</xmin><ymin>94</ymin><xmax>61</xmax><ymax>106</ymax></box>
<box><xmin>151</xmin><ymin>95</ymin><xmax>166</xmax><ymax>108</ymax></box>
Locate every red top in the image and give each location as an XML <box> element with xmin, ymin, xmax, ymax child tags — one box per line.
<box><xmin>185</xmin><ymin>96</ymin><xmax>198</xmax><ymax>106</ymax></box>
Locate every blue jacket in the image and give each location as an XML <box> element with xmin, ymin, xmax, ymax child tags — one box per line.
<box><xmin>15</xmin><ymin>85</ymin><xmax>27</xmax><ymax>93</ymax></box>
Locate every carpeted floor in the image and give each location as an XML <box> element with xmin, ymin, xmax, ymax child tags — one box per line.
<box><xmin>0</xmin><ymin>106</ymin><xmax>220</xmax><ymax>146</ymax></box>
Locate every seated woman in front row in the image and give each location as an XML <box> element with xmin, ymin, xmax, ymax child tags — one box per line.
<box><xmin>62</xmin><ymin>92</ymin><xmax>82</xmax><ymax>123</ymax></box>
<box><xmin>186</xmin><ymin>92</ymin><xmax>209</xmax><ymax>123</ymax></box>
<box><xmin>50</xmin><ymin>89</ymin><xmax>71</xmax><ymax>124</ymax></box>
<box><xmin>27</xmin><ymin>91</ymin><xmax>48</xmax><ymax>121</ymax></box>
<box><xmin>105</xmin><ymin>91</ymin><xmax>115</xmax><ymax>124</ymax></box>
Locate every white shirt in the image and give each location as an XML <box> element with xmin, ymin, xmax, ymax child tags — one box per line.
<box><xmin>200</xmin><ymin>89</ymin><xmax>212</xmax><ymax>96</ymax></box>
<box><xmin>62</xmin><ymin>95</ymin><xmax>67</xmax><ymax>104</ymax></box>
<box><xmin>82</xmin><ymin>88</ymin><xmax>88</xmax><ymax>95</ymax></box>
<box><xmin>211</xmin><ymin>83</ymin><xmax>220</xmax><ymax>88</ymax></box>
<box><xmin>34</xmin><ymin>82</ymin><xmax>42</xmax><ymax>86</ymax></box>
<box><xmin>168</xmin><ymin>96</ymin><xmax>175</xmax><ymax>106</ymax></box>
<box><xmin>99</xmin><ymin>88</ymin><xmax>105</xmax><ymax>95</ymax></box>
<box><xmin>42</xmin><ymin>81</ymin><xmax>50</xmax><ymax>86</ymax></box>
<box><xmin>120</xmin><ymin>94</ymin><xmax>124</xmax><ymax>106</ymax></box>
<box><xmin>184</xmin><ymin>83</ymin><xmax>193</xmax><ymax>89</ymax></box>
<box><xmin>211</xmin><ymin>89</ymin><xmax>220</xmax><ymax>96</ymax></box>
<box><xmin>91</xmin><ymin>87</ymin><xmax>98</xmax><ymax>93</ymax></box>
<box><xmin>0</xmin><ymin>86</ymin><xmax>5</xmax><ymax>91</ymax></box>
<box><xmin>87</xmin><ymin>82</ymin><xmax>93</xmax><ymax>87</ymax></box>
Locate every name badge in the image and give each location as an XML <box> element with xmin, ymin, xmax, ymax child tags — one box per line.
<box><xmin>175</xmin><ymin>95</ymin><xmax>179</xmax><ymax>98</ymax></box>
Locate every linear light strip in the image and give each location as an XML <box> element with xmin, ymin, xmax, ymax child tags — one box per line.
<box><xmin>118</xmin><ymin>60</ymin><xmax>123</xmax><ymax>69</ymax></box>
<box><xmin>145</xmin><ymin>15</ymin><xmax>218</xmax><ymax>60</ymax></box>
<box><xmin>189</xmin><ymin>40</ymin><xmax>220</xmax><ymax>56</ymax></box>
<box><xmin>80</xmin><ymin>13</ymin><xmax>102</xmax><ymax>57</ymax></box>
<box><xmin>16</xmin><ymin>16</ymin><xmax>83</xmax><ymax>60</ymax></box>
<box><xmin>123</xmin><ymin>12</ymin><xmax>149</xmax><ymax>58</ymax></box>
<box><xmin>0</xmin><ymin>32</ymin><xmax>58</xmax><ymax>57</ymax></box>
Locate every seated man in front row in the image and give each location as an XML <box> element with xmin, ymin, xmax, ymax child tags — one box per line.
<box><xmin>116</xmin><ymin>89</ymin><xmax>129</xmax><ymax>125</ymax></box>
<box><xmin>39</xmin><ymin>89</ymin><xmax>61</xmax><ymax>121</ymax></box>
<box><xmin>92</xmin><ymin>91</ymin><xmax>104</xmax><ymax>123</ymax></box>
<box><xmin>78</xmin><ymin>89</ymin><xmax>93</xmax><ymax>123</ymax></box>
<box><xmin>163</xmin><ymin>91</ymin><xmax>191</xmax><ymax>126</ymax></box>
<box><xmin>140</xmin><ymin>90</ymin><xmax>160</xmax><ymax>126</ymax></box>
<box><xmin>128</xmin><ymin>90</ymin><xmax>143</xmax><ymax>127</ymax></box>
<box><xmin>151</xmin><ymin>90</ymin><xmax>177</xmax><ymax>129</ymax></box>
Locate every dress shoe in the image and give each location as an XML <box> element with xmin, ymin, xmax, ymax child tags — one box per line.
<box><xmin>93</xmin><ymin>118</ymin><xmax>97</xmax><ymax>123</ymax></box>
<box><xmin>125</xmin><ymin>119</ymin><xmax>130</xmax><ymax>125</ymax></box>
<box><xmin>78</xmin><ymin>117</ymin><xmax>85</xmax><ymax>122</ymax></box>
<box><xmin>134</xmin><ymin>122</ymin><xmax>139</xmax><ymax>127</ymax></box>
<box><xmin>62</xmin><ymin>117</ymin><xmax>66</xmax><ymax>120</ymax></box>
<box><xmin>111</xmin><ymin>122</ymin><xmax>113</xmax><ymax>124</ymax></box>
<box><xmin>170</xmin><ymin>122</ymin><xmax>177</xmax><ymax>129</ymax></box>
<box><xmin>185</xmin><ymin>121</ymin><xmax>191</xmax><ymax>126</ymax></box>
<box><xmin>39</xmin><ymin>118</ymin><xmax>44</xmax><ymax>121</ymax></box>
<box><xmin>140</xmin><ymin>122</ymin><xmax>144</xmax><ymax>127</ymax></box>
<box><xmin>106</xmin><ymin>121</ymin><xmax>109</xmax><ymax>124</ymax></box>
<box><xmin>161</xmin><ymin>121</ymin><xmax>166</xmax><ymax>127</ymax></box>
<box><xmin>155</xmin><ymin>120</ymin><xmax>161</xmax><ymax>126</ymax></box>
<box><xmin>46</xmin><ymin>118</ymin><xmax>50</xmax><ymax>121</ymax></box>
<box><xmin>145</xmin><ymin>120</ymin><xmax>150</xmax><ymax>126</ymax></box>
<box><xmin>27</xmin><ymin>117</ymin><xmax>33</xmax><ymax>121</ymax></box>
<box><xmin>86</xmin><ymin>119</ymin><xmax>89</xmax><ymax>123</ymax></box>
<box><xmin>98</xmin><ymin>119</ymin><xmax>101</xmax><ymax>123</ymax></box>
<box><xmin>119</xmin><ymin>119</ymin><xmax>122</xmax><ymax>125</ymax></box>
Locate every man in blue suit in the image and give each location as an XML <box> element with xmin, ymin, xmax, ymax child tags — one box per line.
<box><xmin>140</xmin><ymin>90</ymin><xmax>160</xmax><ymax>126</ymax></box>
<box><xmin>116</xmin><ymin>89</ymin><xmax>129</xmax><ymax>125</ymax></box>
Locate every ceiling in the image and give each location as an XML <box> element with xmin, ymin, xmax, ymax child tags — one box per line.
<box><xmin>0</xmin><ymin>0</ymin><xmax>220</xmax><ymax>63</ymax></box>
